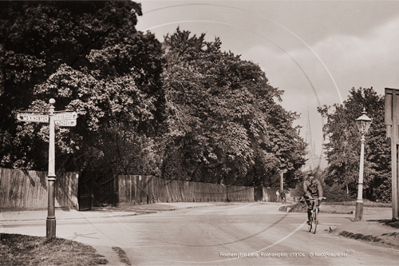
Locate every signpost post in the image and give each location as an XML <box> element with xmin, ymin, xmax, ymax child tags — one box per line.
<box><xmin>17</xmin><ymin>98</ymin><xmax>77</xmax><ymax>238</ymax></box>
<box><xmin>384</xmin><ymin>88</ymin><xmax>399</xmax><ymax>221</ymax></box>
<box><xmin>47</xmin><ymin>99</ymin><xmax>56</xmax><ymax>238</ymax></box>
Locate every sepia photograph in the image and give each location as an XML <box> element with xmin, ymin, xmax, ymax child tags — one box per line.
<box><xmin>1</xmin><ymin>0</ymin><xmax>399</xmax><ymax>265</ymax></box>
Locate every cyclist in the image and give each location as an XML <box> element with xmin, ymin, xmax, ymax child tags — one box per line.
<box><xmin>303</xmin><ymin>173</ymin><xmax>323</xmax><ymax>225</ymax></box>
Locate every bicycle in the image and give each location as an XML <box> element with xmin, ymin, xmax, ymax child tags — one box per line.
<box><xmin>307</xmin><ymin>197</ymin><xmax>326</xmax><ymax>234</ymax></box>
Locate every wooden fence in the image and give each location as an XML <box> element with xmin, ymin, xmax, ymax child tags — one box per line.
<box><xmin>0</xmin><ymin>167</ymin><xmax>79</xmax><ymax>210</ymax></box>
<box><xmin>118</xmin><ymin>175</ymin><xmax>254</xmax><ymax>203</ymax></box>
<box><xmin>1</xmin><ymin>168</ymin><xmax>259</xmax><ymax>210</ymax></box>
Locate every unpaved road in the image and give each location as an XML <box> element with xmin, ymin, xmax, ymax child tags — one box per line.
<box><xmin>3</xmin><ymin>203</ymin><xmax>399</xmax><ymax>265</ymax></box>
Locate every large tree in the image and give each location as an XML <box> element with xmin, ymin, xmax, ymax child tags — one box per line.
<box><xmin>0</xmin><ymin>1</ymin><xmax>164</xmax><ymax>174</ymax></box>
<box><xmin>160</xmin><ymin>28</ymin><xmax>307</xmax><ymax>186</ymax></box>
<box><xmin>318</xmin><ymin>87</ymin><xmax>391</xmax><ymax>202</ymax></box>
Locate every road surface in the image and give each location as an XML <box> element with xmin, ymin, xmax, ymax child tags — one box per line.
<box><xmin>3</xmin><ymin>203</ymin><xmax>399</xmax><ymax>265</ymax></box>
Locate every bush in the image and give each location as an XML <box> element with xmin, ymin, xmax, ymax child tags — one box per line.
<box><xmin>323</xmin><ymin>183</ymin><xmax>354</xmax><ymax>202</ymax></box>
<box><xmin>290</xmin><ymin>182</ymin><xmax>304</xmax><ymax>198</ymax></box>
<box><xmin>374</xmin><ymin>179</ymin><xmax>392</xmax><ymax>203</ymax></box>
<box><xmin>290</xmin><ymin>176</ymin><xmax>353</xmax><ymax>202</ymax></box>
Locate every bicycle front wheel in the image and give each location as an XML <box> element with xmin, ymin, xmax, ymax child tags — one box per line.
<box><xmin>311</xmin><ymin>210</ymin><xmax>317</xmax><ymax>234</ymax></box>
<box><xmin>308</xmin><ymin>218</ymin><xmax>312</xmax><ymax>232</ymax></box>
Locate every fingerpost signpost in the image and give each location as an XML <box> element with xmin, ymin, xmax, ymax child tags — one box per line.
<box><xmin>17</xmin><ymin>98</ymin><xmax>77</xmax><ymax>238</ymax></box>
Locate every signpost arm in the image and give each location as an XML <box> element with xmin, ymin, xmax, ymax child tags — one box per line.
<box><xmin>47</xmin><ymin>98</ymin><xmax>56</xmax><ymax>238</ymax></box>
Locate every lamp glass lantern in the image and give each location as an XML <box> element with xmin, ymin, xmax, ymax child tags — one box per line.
<box><xmin>356</xmin><ymin>110</ymin><xmax>372</xmax><ymax>135</ymax></box>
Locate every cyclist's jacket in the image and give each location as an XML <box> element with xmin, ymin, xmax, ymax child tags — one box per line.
<box><xmin>303</xmin><ymin>179</ymin><xmax>323</xmax><ymax>199</ymax></box>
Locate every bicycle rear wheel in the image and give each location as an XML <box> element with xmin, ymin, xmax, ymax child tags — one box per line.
<box><xmin>311</xmin><ymin>210</ymin><xmax>318</xmax><ymax>234</ymax></box>
<box><xmin>308</xmin><ymin>218</ymin><xmax>312</xmax><ymax>232</ymax></box>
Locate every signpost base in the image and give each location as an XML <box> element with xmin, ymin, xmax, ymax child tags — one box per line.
<box><xmin>46</xmin><ymin>218</ymin><xmax>56</xmax><ymax>239</ymax></box>
<box><xmin>47</xmin><ymin>175</ymin><xmax>56</xmax><ymax>239</ymax></box>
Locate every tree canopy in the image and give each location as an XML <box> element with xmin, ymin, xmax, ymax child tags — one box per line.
<box><xmin>160</xmin><ymin>28</ymin><xmax>307</xmax><ymax>186</ymax></box>
<box><xmin>318</xmin><ymin>87</ymin><xmax>391</xmax><ymax>202</ymax></box>
<box><xmin>0</xmin><ymin>1</ymin><xmax>164</xmax><ymax>174</ymax></box>
<box><xmin>0</xmin><ymin>2</ymin><xmax>307</xmax><ymax>188</ymax></box>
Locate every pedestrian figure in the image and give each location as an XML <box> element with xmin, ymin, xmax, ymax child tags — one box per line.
<box><xmin>276</xmin><ymin>190</ymin><xmax>280</xmax><ymax>202</ymax></box>
<box><xmin>280</xmin><ymin>190</ymin><xmax>286</xmax><ymax>204</ymax></box>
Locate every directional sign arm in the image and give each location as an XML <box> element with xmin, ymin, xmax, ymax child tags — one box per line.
<box><xmin>17</xmin><ymin>113</ymin><xmax>49</xmax><ymax>123</ymax></box>
<box><xmin>55</xmin><ymin>120</ymin><xmax>77</xmax><ymax>127</ymax></box>
<box><xmin>53</xmin><ymin>112</ymin><xmax>77</xmax><ymax>121</ymax></box>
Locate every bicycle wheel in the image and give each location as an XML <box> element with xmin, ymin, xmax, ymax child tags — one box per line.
<box><xmin>308</xmin><ymin>217</ymin><xmax>312</xmax><ymax>232</ymax></box>
<box><xmin>311</xmin><ymin>209</ymin><xmax>318</xmax><ymax>234</ymax></box>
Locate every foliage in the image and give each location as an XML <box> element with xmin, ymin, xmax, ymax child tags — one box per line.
<box><xmin>290</xmin><ymin>182</ymin><xmax>305</xmax><ymax>198</ymax></box>
<box><xmin>323</xmin><ymin>183</ymin><xmax>355</xmax><ymax>202</ymax></box>
<box><xmin>0</xmin><ymin>1</ymin><xmax>164</xmax><ymax>174</ymax></box>
<box><xmin>290</xmin><ymin>167</ymin><xmax>354</xmax><ymax>202</ymax></box>
<box><xmin>160</xmin><ymin>28</ymin><xmax>307</xmax><ymax>186</ymax></box>
<box><xmin>317</xmin><ymin>167</ymin><xmax>354</xmax><ymax>202</ymax></box>
<box><xmin>0</xmin><ymin>3</ymin><xmax>307</xmax><ymax>187</ymax></box>
<box><xmin>318</xmin><ymin>87</ymin><xmax>391</xmax><ymax>202</ymax></box>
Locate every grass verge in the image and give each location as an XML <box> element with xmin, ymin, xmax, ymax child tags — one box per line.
<box><xmin>0</xmin><ymin>233</ymin><xmax>107</xmax><ymax>265</ymax></box>
<box><xmin>324</xmin><ymin>200</ymin><xmax>391</xmax><ymax>208</ymax></box>
<box><xmin>376</xmin><ymin>219</ymin><xmax>399</xmax><ymax>228</ymax></box>
<box><xmin>279</xmin><ymin>200</ymin><xmax>391</xmax><ymax>214</ymax></box>
<box><xmin>112</xmin><ymin>246</ymin><xmax>131</xmax><ymax>266</ymax></box>
<box><xmin>339</xmin><ymin>231</ymin><xmax>399</xmax><ymax>249</ymax></box>
<box><xmin>279</xmin><ymin>203</ymin><xmax>311</xmax><ymax>213</ymax></box>
<box><xmin>339</xmin><ymin>231</ymin><xmax>383</xmax><ymax>242</ymax></box>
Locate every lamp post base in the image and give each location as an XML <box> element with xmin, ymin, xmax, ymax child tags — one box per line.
<box><xmin>354</xmin><ymin>202</ymin><xmax>364</xmax><ymax>222</ymax></box>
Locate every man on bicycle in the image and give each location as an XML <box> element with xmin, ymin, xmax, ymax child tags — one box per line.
<box><xmin>303</xmin><ymin>173</ymin><xmax>323</xmax><ymax>224</ymax></box>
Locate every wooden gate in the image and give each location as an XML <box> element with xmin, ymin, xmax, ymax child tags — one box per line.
<box><xmin>78</xmin><ymin>171</ymin><xmax>93</xmax><ymax>211</ymax></box>
<box><xmin>93</xmin><ymin>169</ymin><xmax>119</xmax><ymax>207</ymax></box>
<box><xmin>78</xmin><ymin>169</ymin><xmax>119</xmax><ymax>210</ymax></box>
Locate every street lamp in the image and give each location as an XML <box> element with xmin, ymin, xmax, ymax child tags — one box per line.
<box><xmin>354</xmin><ymin>108</ymin><xmax>372</xmax><ymax>221</ymax></box>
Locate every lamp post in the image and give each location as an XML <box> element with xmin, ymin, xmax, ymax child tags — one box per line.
<box><xmin>354</xmin><ymin>108</ymin><xmax>372</xmax><ymax>222</ymax></box>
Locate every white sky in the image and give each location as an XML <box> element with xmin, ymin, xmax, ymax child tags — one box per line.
<box><xmin>136</xmin><ymin>0</ymin><xmax>399</xmax><ymax>164</ymax></box>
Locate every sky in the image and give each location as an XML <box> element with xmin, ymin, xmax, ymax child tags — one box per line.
<box><xmin>135</xmin><ymin>0</ymin><xmax>399</xmax><ymax>168</ymax></box>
